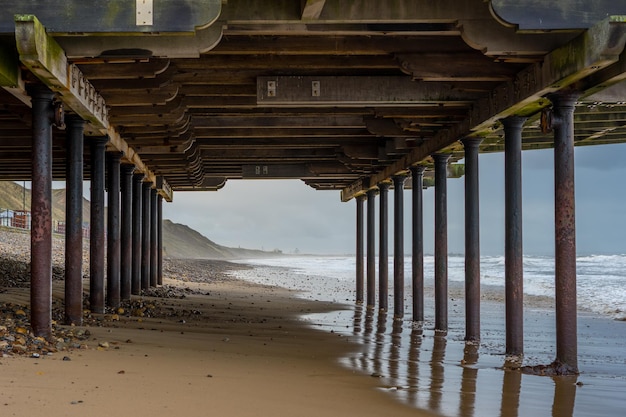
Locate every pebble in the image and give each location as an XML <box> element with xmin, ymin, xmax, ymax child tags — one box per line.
<box><xmin>0</xmin><ymin>227</ymin><xmax>239</xmax><ymax>359</ymax></box>
<box><xmin>0</xmin><ymin>302</ymin><xmax>91</xmax><ymax>358</ymax></box>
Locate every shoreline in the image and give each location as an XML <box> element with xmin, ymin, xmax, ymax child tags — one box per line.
<box><xmin>0</xmin><ymin>258</ymin><xmax>433</xmax><ymax>417</ymax></box>
<box><xmin>226</xmin><ymin>257</ymin><xmax>626</xmax><ymax>417</ymax></box>
<box><xmin>2</xmin><ymin>228</ymin><xmax>625</xmax><ymax>416</ymax></box>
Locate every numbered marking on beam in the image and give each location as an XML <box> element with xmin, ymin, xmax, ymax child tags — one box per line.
<box><xmin>136</xmin><ymin>0</ymin><xmax>154</xmax><ymax>26</ymax></box>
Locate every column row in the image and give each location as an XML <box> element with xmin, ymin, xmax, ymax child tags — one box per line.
<box><xmin>354</xmin><ymin>91</ymin><xmax>579</xmax><ymax>373</ymax></box>
<box><xmin>27</xmin><ymin>85</ymin><xmax>165</xmax><ymax>336</ymax></box>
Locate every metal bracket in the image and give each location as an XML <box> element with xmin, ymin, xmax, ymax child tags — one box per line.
<box><xmin>540</xmin><ymin>107</ymin><xmax>553</xmax><ymax>134</ymax></box>
<box><xmin>136</xmin><ymin>0</ymin><xmax>154</xmax><ymax>26</ymax></box>
<box><xmin>267</xmin><ymin>80</ymin><xmax>276</xmax><ymax>97</ymax></box>
<box><xmin>312</xmin><ymin>80</ymin><xmax>321</xmax><ymax>97</ymax></box>
<box><xmin>53</xmin><ymin>101</ymin><xmax>65</xmax><ymax>130</ymax></box>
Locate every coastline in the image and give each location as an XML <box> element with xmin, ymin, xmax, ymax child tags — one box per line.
<box><xmin>2</xmin><ymin>229</ymin><xmax>625</xmax><ymax>416</ymax></box>
<box><xmin>228</xmin><ymin>256</ymin><xmax>626</xmax><ymax>417</ymax></box>
<box><xmin>0</xmin><ymin>257</ymin><xmax>432</xmax><ymax>417</ymax></box>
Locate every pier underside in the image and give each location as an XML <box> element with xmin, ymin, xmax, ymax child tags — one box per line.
<box><xmin>0</xmin><ymin>1</ymin><xmax>624</xmax><ymax>198</ymax></box>
<box><xmin>1</xmin><ymin>0</ymin><xmax>626</xmax><ymax>375</ymax></box>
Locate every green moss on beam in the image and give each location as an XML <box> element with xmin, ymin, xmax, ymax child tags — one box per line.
<box><xmin>0</xmin><ymin>46</ymin><xmax>19</xmax><ymax>87</ymax></box>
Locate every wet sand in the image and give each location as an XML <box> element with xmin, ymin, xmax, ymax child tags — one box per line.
<box><xmin>227</xmin><ymin>260</ymin><xmax>626</xmax><ymax>417</ymax></box>
<box><xmin>0</xmin><ymin>271</ymin><xmax>435</xmax><ymax>417</ymax></box>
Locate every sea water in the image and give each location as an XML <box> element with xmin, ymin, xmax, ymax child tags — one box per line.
<box><xmin>231</xmin><ymin>254</ymin><xmax>626</xmax><ymax>417</ymax></box>
<box><xmin>233</xmin><ymin>254</ymin><xmax>626</xmax><ymax>320</ymax></box>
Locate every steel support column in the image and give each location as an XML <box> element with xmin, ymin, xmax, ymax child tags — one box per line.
<box><xmin>150</xmin><ymin>188</ymin><xmax>158</xmax><ymax>287</ymax></box>
<box><xmin>120</xmin><ymin>164</ymin><xmax>135</xmax><ymax>300</ymax></box>
<box><xmin>393</xmin><ymin>174</ymin><xmax>407</xmax><ymax>319</ymax></box>
<box><xmin>158</xmin><ymin>195</ymin><xmax>163</xmax><ymax>286</ymax></box>
<box><xmin>28</xmin><ymin>84</ymin><xmax>55</xmax><ymax>338</ymax></box>
<box><xmin>106</xmin><ymin>152</ymin><xmax>122</xmax><ymax>308</ymax></box>
<box><xmin>434</xmin><ymin>153</ymin><xmax>450</xmax><ymax>332</ymax></box>
<box><xmin>89</xmin><ymin>136</ymin><xmax>108</xmax><ymax>314</ymax></box>
<box><xmin>64</xmin><ymin>115</ymin><xmax>85</xmax><ymax>326</ymax></box>
<box><xmin>549</xmin><ymin>92</ymin><xmax>580</xmax><ymax>374</ymax></box>
<box><xmin>355</xmin><ymin>195</ymin><xmax>365</xmax><ymax>304</ymax></box>
<box><xmin>141</xmin><ymin>182</ymin><xmax>152</xmax><ymax>291</ymax></box>
<box><xmin>378</xmin><ymin>182</ymin><xmax>390</xmax><ymax>312</ymax></box>
<box><xmin>131</xmin><ymin>173</ymin><xmax>144</xmax><ymax>295</ymax></box>
<box><xmin>410</xmin><ymin>166</ymin><xmax>425</xmax><ymax>322</ymax></box>
<box><xmin>503</xmin><ymin>116</ymin><xmax>527</xmax><ymax>357</ymax></box>
<box><xmin>366</xmin><ymin>188</ymin><xmax>377</xmax><ymax>308</ymax></box>
<box><xmin>462</xmin><ymin>138</ymin><xmax>483</xmax><ymax>342</ymax></box>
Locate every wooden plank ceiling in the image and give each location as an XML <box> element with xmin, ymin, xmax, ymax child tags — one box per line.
<box><xmin>1</xmin><ymin>0</ymin><xmax>626</xmax><ymax>200</ymax></box>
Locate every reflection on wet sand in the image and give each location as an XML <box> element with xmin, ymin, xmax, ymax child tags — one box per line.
<box><xmin>552</xmin><ymin>376</ymin><xmax>577</xmax><ymax>417</ymax></box>
<box><xmin>459</xmin><ymin>343</ymin><xmax>478</xmax><ymax>417</ymax></box>
<box><xmin>500</xmin><ymin>361</ymin><xmax>521</xmax><ymax>417</ymax></box>
<box><xmin>345</xmin><ymin>309</ymin><xmax>582</xmax><ymax>417</ymax></box>
<box><xmin>429</xmin><ymin>333</ymin><xmax>447</xmax><ymax>413</ymax></box>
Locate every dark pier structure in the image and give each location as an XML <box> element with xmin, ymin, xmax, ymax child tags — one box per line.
<box><xmin>2</xmin><ymin>0</ymin><xmax>626</xmax><ymax>376</ymax></box>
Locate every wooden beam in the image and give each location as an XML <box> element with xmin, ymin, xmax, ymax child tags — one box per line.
<box><xmin>0</xmin><ymin>46</ymin><xmax>19</xmax><ymax>87</ymax></box>
<box><xmin>226</xmin><ymin>0</ymin><xmax>487</xmax><ymax>22</ymax></box>
<box><xmin>340</xmin><ymin>16</ymin><xmax>626</xmax><ymax>201</ymax></box>
<box><xmin>1</xmin><ymin>0</ymin><xmax>222</xmax><ymax>33</ymax></box>
<box><xmin>258</xmin><ymin>76</ymin><xmax>477</xmax><ymax>107</ymax></box>
<box><xmin>0</xmin><ymin>45</ymin><xmax>31</xmax><ymax>106</ymax></box>
<box><xmin>301</xmin><ymin>0</ymin><xmax>326</xmax><ymax>20</ymax></box>
<box><xmin>14</xmin><ymin>15</ymin><xmax>172</xmax><ymax>201</ymax></box>
<box><xmin>78</xmin><ymin>59</ymin><xmax>171</xmax><ymax>80</ymax></box>
<box><xmin>491</xmin><ymin>0</ymin><xmax>626</xmax><ymax>30</ymax></box>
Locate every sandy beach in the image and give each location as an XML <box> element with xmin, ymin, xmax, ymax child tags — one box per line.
<box><xmin>0</xmin><ymin>256</ymin><xmax>432</xmax><ymax>417</ymax></box>
<box><xmin>2</xmin><ymin>228</ymin><xmax>626</xmax><ymax>417</ymax></box>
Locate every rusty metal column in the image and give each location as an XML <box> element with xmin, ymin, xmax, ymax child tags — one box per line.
<box><xmin>462</xmin><ymin>137</ymin><xmax>483</xmax><ymax>342</ymax></box>
<box><xmin>549</xmin><ymin>92</ymin><xmax>580</xmax><ymax>374</ymax></box>
<box><xmin>150</xmin><ymin>188</ymin><xmax>158</xmax><ymax>287</ymax></box>
<box><xmin>158</xmin><ymin>194</ymin><xmax>163</xmax><ymax>286</ymax></box>
<box><xmin>89</xmin><ymin>136</ymin><xmax>108</xmax><ymax>314</ymax></box>
<box><xmin>28</xmin><ymin>85</ymin><xmax>55</xmax><ymax>338</ymax></box>
<box><xmin>434</xmin><ymin>153</ymin><xmax>450</xmax><ymax>332</ymax></box>
<box><xmin>64</xmin><ymin>115</ymin><xmax>85</xmax><ymax>326</ymax></box>
<box><xmin>131</xmin><ymin>173</ymin><xmax>144</xmax><ymax>295</ymax></box>
<box><xmin>393</xmin><ymin>174</ymin><xmax>407</xmax><ymax>319</ymax></box>
<box><xmin>503</xmin><ymin>116</ymin><xmax>527</xmax><ymax>357</ymax></box>
<box><xmin>366</xmin><ymin>188</ymin><xmax>377</xmax><ymax>308</ymax></box>
<box><xmin>378</xmin><ymin>181</ymin><xmax>390</xmax><ymax>312</ymax></box>
<box><xmin>410</xmin><ymin>166</ymin><xmax>425</xmax><ymax>322</ymax></box>
<box><xmin>141</xmin><ymin>182</ymin><xmax>152</xmax><ymax>291</ymax></box>
<box><xmin>106</xmin><ymin>152</ymin><xmax>122</xmax><ymax>308</ymax></box>
<box><xmin>120</xmin><ymin>164</ymin><xmax>135</xmax><ymax>300</ymax></box>
<box><xmin>355</xmin><ymin>195</ymin><xmax>365</xmax><ymax>304</ymax></box>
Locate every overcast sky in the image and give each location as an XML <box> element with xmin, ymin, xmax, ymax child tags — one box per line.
<box><xmin>161</xmin><ymin>142</ymin><xmax>626</xmax><ymax>256</ymax></box>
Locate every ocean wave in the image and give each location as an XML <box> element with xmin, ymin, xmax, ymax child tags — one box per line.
<box><xmin>235</xmin><ymin>254</ymin><xmax>626</xmax><ymax>320</ymax></box>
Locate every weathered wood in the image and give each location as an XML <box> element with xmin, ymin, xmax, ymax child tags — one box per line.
<box><xmin>14</xmin><ymin>15</ymin><xmax>170</xmax><ymax>200</ymax></box>
<box><xmin>258</xmin><ymin>76</ymin><xmax>477</xmax><ymax>107</ymax></box>
<box><xmin>78</xmin><ymin>59</ymin><xmax>171</xmax><ymax>80</ymax></box>
<box><xmin>491</xmin><ymin>0</ymin><xmax>626</xmax><ymax>30</ymax></box>
<box><xmin>211</xmin><ymin>34</ymin><xmax>469</xmax><ymax>55</ymax></box>
<box><xmin>341</xmin><ymin>16</ymin><xmax>626</xmax><ymax>200</ymax></box>
<box><xmin>177</xmin><ymin>55</ymin><xmax>401</xmax><ymax>70</ymax></box>
<box><xmin>397</xmin><ymin>53</ymin><xmax>521</xmax><ymax>81</ymax></box>
<box><xmin>242</xmin><ymin>164</ymin><xmax>310</xmax><ymax>178</ymax></box>
<box><xmin>193</xmin><ymin>127</ymin><xmax>371</xmax><ymax>138</ymax></box>
<box><xmin>1</xmin><ymin>1</ymin><xmax>222</xmax><ymax>33</ymax></box>
<box><xmin>0</xmin><ymin>46</ymin><xmax>19</xmax><ymax>87</ymax></box>
<box><xmin>226</xmin><ymin>0</ymin><xmax>486</xmax><ymax>22</ymax></box>
<box><xmin>301</xmin><ymin>0</ymin><xmax>326</xmax><ymax>20</ymax></box>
